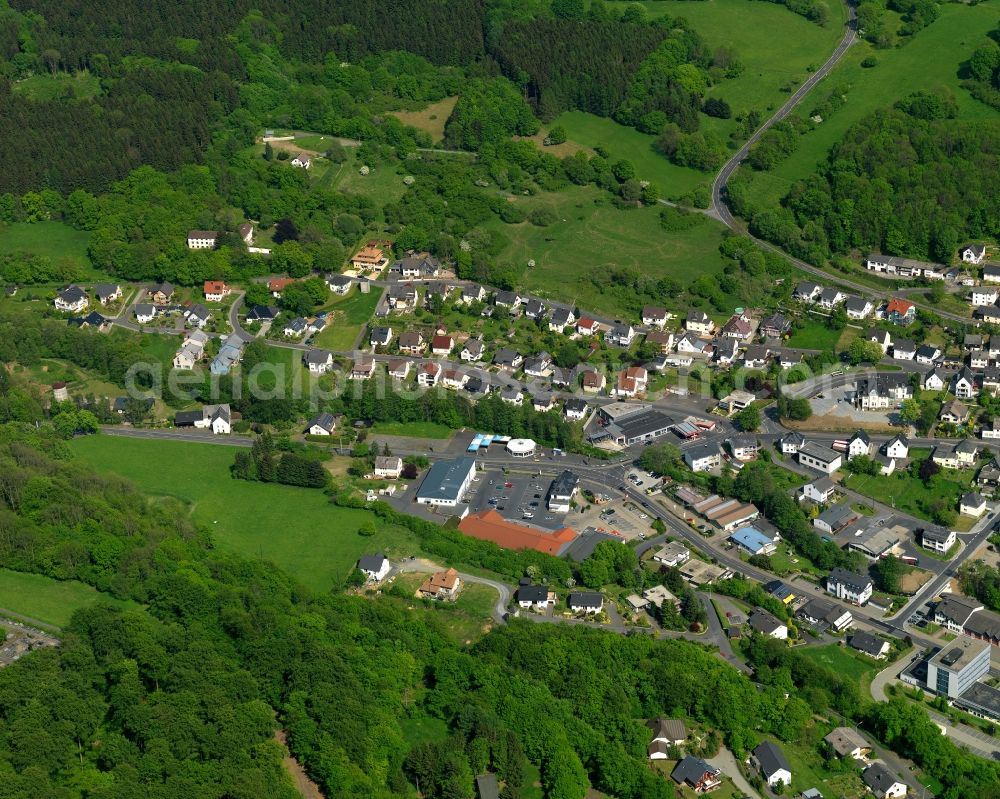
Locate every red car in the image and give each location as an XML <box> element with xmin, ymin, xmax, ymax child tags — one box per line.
<box><xmin>504</xmin><ymin>482</ymin><xmax>513</xmax><ymax>488</ymax></box>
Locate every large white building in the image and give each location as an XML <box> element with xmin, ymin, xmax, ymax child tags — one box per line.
<box><xmin>415</xmin><ymin>457</ymin><xmax>477</xmax><ymax>508</ymax></box>
<box><xmin>826</xmin><ymin>568</ymin><xmax>873</xmax><ymax>606</ymax></box>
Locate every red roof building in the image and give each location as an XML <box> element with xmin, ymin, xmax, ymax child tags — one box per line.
<box><xmin>458</xmin><ymin>510</ymin><xmax>577</xmax><ymax>555</ymax></box>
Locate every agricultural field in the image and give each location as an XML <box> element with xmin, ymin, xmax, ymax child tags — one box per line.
<box><xmin>0</xmin><ymin>568</ymin><xmax>138</xmax><ymax>628</ymax></box>
<box><xmin>70</xmin><ymin>436</ymin><xmax>422</xmax><ymax>593</ymax></box>
<box><xmin>480</xmin><ymin>184</ymin><xmax>731</xmax><ymax>317</ymax></box>
<box><xmin>387</xmin><ymin>96</ymin><xmax>458</xmax><ymax>144</ymax></box>
<box><xmin>741</xmin><ymin>2</ymin><xmax>1000</xmax><ymax>210</ymax></box>
<box><xmin>13</xmin><ymin>70</ymin><xmax>102</xmax><ymax>101</ymax></box>
<box><xmin>369</xmin><ymin>420</ymin><xmax>455</xmax><ymax>439</ymax></box>
<box><xmin>314</xmin><ymin>288</ymin><xmax>382</xmax><ymax>350</ymax></box>
<box><xmin>0</xmin><ymin>221</ymin><xmax>95</xmax><ymax>276</ymax></box>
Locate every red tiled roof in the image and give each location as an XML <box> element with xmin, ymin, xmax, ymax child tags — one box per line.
<box><xmin>431</xmin><ymin>335</ymin><xmax>453</xmax><ymax>350</ymax></box>
<box><xmin>458</xmin><ymin>510</ymin><xmax>576</xmax><ymax>555</ymax></box>
<box><xmin>268</xmin><ymin>277</ymin><xmax>296</xmax><ymax>292</ymax></box>
<box><xmin>887</xmin><ymin>297</ymin><xmax>914</xmax><ymax>315</ymax></box>
<box><xmin>204</xmin><ymin>280</ymin><xmax>226</xmax><ymax>294</ymax></box>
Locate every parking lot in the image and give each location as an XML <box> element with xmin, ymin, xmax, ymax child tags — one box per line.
<box><xmin>575</xmin><ymin>490</ymin><xmax>654</xmax><ymax>542</ymax></box>
<box><xmin>467</xmin><ymin>469</ymin><xmax>569</xmax><ymax>531</ymax></box>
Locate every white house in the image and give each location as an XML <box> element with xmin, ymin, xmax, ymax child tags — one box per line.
<box><xmin>642</xmin><ymin>306</ymin><xmax>668</xmax><ymax>328</ymax></box>
<box><xmin>751</xmin><ymin>741</ymin><xmax>792</xmax><ymax>790</ymax></box>
<box><xmin>798</xmin><ymin>442</ymin><xmax>842</xmax><ymax>474</ymax></box>
<box><xmin>800</xmin><ymin>477</ymin><xmax>836</xmax><ymax>504</ymax></box>
<box><xmin>358</xmin><ymin>553</ymin><xmax>391</xmax><ymax>582</ymax></box>
<box><xmin>291</xmin><ymin>154</ymin><xmax>311</xmax><ymax>169</ymax></box>
<box><xmin>460</xmin><ymin>339</ymin><xmax>485</xmax><ymax>362</ymax></box>
<box><xmin>960</xmin><ymin>491</ymin><xmax>987</xmax><ymax>518</ymax></box>
<box><xmin>685</xmin><ymin>310</ymin><xmax>714</xmax><ymax>334</ymax></box>
<box><xmin>963</xmin><ymin>244</ymin><xmax>987</xmax><ymax>264</ymax></box>
<box><xmin>175</xmin><ymin>403</ymin><xmax>231</xmax><ymax>435</ymax></box>
<box><xmin>883</xmin><ymin>435</ymin><xmax>909</xmax><ymax>460</ymax></box>
<box><xmin>306</xmin><ymin>412</ymin><xmax>338</xmax><ymax>436</ymax></box>
<box><xmin>862</xmin><ymin>763</ymin><xmax>908</xmax><ymax>799</ymax></box>
<box><xmin>186</xmin><ymin>230</ymin><xmax>218</xmax><ymax>249</ymax></box>
<box><xmin>54</xmin><ymin>285</ymin><xmax>88</xmax><ymax>313</ymax></box>
<box><xmin>921</xmin><ymin>527</ymin><xmax>956</xmax><ymax>553</ymax></box>
<box><xmin>374</xmin><ymin>456</ymin><xmax>403</xmax><ymax>479</ymax></box>
<box><xmin>847</xmin><ymin>430</ymin><xmax>872</xmax><ymax>460</ymax></box>
<box><xmin>134</xmin><ymin>304</ymin><xmax>156</xmax><ymax>324</ymax></box>
<box><xmin>971</xmin><ymin>285</ymin><xmax>999</xmax><ymax>306</ymax></box>
<box><xmin>923</xmin><ymin>368</ymin><xmax>946</xmax><ymax>392</ymax></box>
<box><xmin>568</xmin><ymin>592</ymin><xmax>604</xmax><ymax>613</ymax></box>
<box><xmin>304</xmin><ymin>349</ymin><xmax>334</xmax><ymax>374</ymax></box>
<box><xmin>827</xmin><ymin>568</ymin><xmax>873</xmax><ymax>605</ymax></box>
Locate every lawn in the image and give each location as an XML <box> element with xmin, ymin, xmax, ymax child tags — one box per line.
<box><xmin>756</xmin><ymin>734</ymin><xmax>866</xmax><ymax>797</ymax></box>
<box><xmin>0</xmin><ymin>221</ymin><xmax>97</xmax><ymax>277</ymax></box>
<box><xmin>13</xmin><ymin>70</ymin><xmax>102</xmax><ymax>101</ymax></box>
<box><xmin>799</xmin><ymin>644</ymin><xmax>879</xmax><ymax>690</ymax></box>
<box><xmin>843</xmin><ymin>448</ymin><xmax>973</xmax><ymax>524</ymax></box>
<box><xmin>387</xmin><ymin>96</ymin><xmax>458</xmax><ymax>144</ymax></box>
<box><xmin>785</xmin><ymin>317</ymin><xmax>843</xmax><ymax>352</ymax></box>
<box><xmin>69</xmin><ymin>436</ymin><xmax>422</xmax><ymax>593</ymax></box>
<box><xmin>370</xmin><ymin>420</ymin><xmax>455</xmax><ymax>439</ymax></box>
<box><xmin>742</xmin><ymin>2</ymin><xmax>1000</xmax><ymax>211</ymax></box>
<box><xmin>314</xmin><ymin>288</ymin><xmax>383</xmax><ymax>350</ymax></box>
<box><xmin>481</xmin><ymin>184</ymin><xmax>732</xmax><ymax>317</ymax></box>
<box><xmin>0</xmin><ymin>568</ymin><xmax>138</xmax><ymax>628</ymax></box>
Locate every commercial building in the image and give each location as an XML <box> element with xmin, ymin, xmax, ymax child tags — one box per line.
<box><xmin>415</xmin><ymin>457</ymin><xmax>477</xmax><ymax>508</ymax></box>
<box><xmin>729</xmin><ymin>526</ymin><xmax>778</xmax><ymax>556</ymax></box>
<box><xmin>798</xmin><ymin>441</ymin><xmax>843</xmax><ymax>474</ymax></box>
<box><xmin>595</xmin><ymin>404</ymin><xmax>675</xmax><ymax>446</ymax></box>
<box><xmin>458</xmin><ymin>511</ymin><xmax>577</xmax><ymax>555</ymax></box>
<box><xmin>926</xmin><ymin>638</ymin><xmax>991</xmax><ymax>698</ymax></box>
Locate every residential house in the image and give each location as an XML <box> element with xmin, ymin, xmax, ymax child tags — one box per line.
<box><xmin>728</xmin><ymin>436</ymin><xmax>759</xmax><ymax>461</ymax></box>
<box><xmin>940</xmin><ymin>399</ymin><xmax>969</xmax><ymax>425</ymax></box>
<box><xmin>797</xmin><ymin>598</ymin><xmax>854</xmax><ymax>632</ymax></box>
<box><xmin>351</xmin><ymin>358</ymin><xmax>376</xmax><ymax>381</ymax></box>
<box><xmin>184</xmin><ymin>304</ymin><xmax>210</xmax><ymax>329</ymax></box>
<box><xmin>460</xmin><ymin>283</ymin><xmax>485</xmax><ymax>304</ymax></box>
<box><xmin>794</xmin><ymin>280</ymin><xmax>823</xmax><ymax>303</ymax></box>
<box><xmin>548</xmin><ymin>307</ymin><xmax>575</xmax><ymax>332</ymax></box>
<box><xmin>134</xmin><ymin>304</ymin><xmax>156</xmax><ymax>324</ymax></box>
<box><xmin>921</xmin><ymin>527</ymin><xmax>956</xmax><ymax>552</ymax></box>
<box><xmin>567</xmin><ymin>591</ymin><xmax>603</xmax><ymax>613</ymax></box>
<box><xmin>819</xmin><ymin>287</ymin><xmax>847</xmax><ymax>308</ymax></box>
<box><xmin>417</xmin><ymin>362</ymin><xmax>442</xmax><ymax>387</ymax></box>
<box><xmin>95</xmin><ymin>283</ymin><xmax>122</xmax><ymax>304</ymax></box>
<box><xmin>516</xmin><ymin>584</ymin><xmax>554</xmax><ymax>610</ymax></box>
<box><xmin>953</xmin><ymin>368</ymin><xmax>979</xmax><ymax>400</ymax></box>
<box><xmin>431</xmin><ymin>334</ymin><xmax>454</xmax><ymax>356</ymax></box>
<box><xmin>798</xmin><ymin>441</ymin><xmax>843</xmax><ymax>474</ymax></box>
<box><xmin>742</xmin><ymin>345</ymin><xmax>771</xmax><ymax>369</ymax></box>
<box><xmin>933</xmin><ymin>593</ymin><xmax>986</xmax><ymax>633</ymax></box>
<box><xmin>800</xmin><ymin>476</ymin><xmax>836</xmax><ymax>504</ymax></box>
<box><xmin>304</xmin><ymin>349</ymin><xmax>334</xmax><ymax>374</ymax></box>
<box><xmin>932</xmin><ymin>444</ymin><xmax>960</xmax><ymax>469</ymax></box>
<box><xmin>923</xmin><ymin>368</ymin><xmax>946</xmax><ymax>391</ymax></box>
<box><xmin>751</xmin><ymin>741</ymin><xmax>792</xmax><ymax>789</ymax></box>
<box><xmin>563</xmin><ymin>397</ymin><xmax>588</xmax><ymax>421</ymax></box>
<box><xmin>581</xmin><ymin>370</ymin><xmax>606</xmax><ymax>393</ymax></box>
<box><xmin>675</xmin><ymin>332</ymin><xmax>712</xmax><ymax>357</ymax></box>
<box><xmin>500</xmin><ymin>386</ymin><xmax>523</xmax><ymax>406</ymax></box>
<box><xmin>385</xmin><ymin>358</ymin><xmax>411</xmax><ymax>381</ymax></box>
<box><xmin>721</xmin><ymin>313</ymin><xmax>753</xmax><ymax>341</ymax></box>
<box><xmin>370</xmin><ymin>326</ymin><xmax>393</xmax><ymax>348</ymax></box>
<box><xmin>386</xmin><ymin>284</ymin><xmax>417</xmax><ymax>310</ymax></box>
<box><xmin>719</xmin><ymin>389</ymin><xmax>755</xmax><ymax>413</ymax></box>
<box><xmin>418</xmin><ymin>568</ymin><xmax>462</xmax><ymax>600</ymax></box>
<box><xmin>855</xmin><ymin>374</ymin><xmax>912</xmax><ymax>410</ymax></box>
<box><xmin>173</xmin><ymin>403</ymin><xmax>231</xmax><ymax>435</ymax></box>
<box><xmin>532</xmin><ymin>392</ymin><xmax>555</xmax><ymax>412</ymax></box>
<box><xmin>780</xmin><ymin>431</ymin><xmax>806</xmax><ymax>455</ymax></box>
<box><xmin>523</xmin><ymin>352</ymin><xmax>553</xmax><ymax>378</ymax></box>
<box><xmin>615</xmin><ymin>366</ymin><xmax>648</xmax><ymax>398</ymax></box>
<box><xmin>971</xmin><ymin>285</ymin><xmax>999</xmax><ymax>306</ymax></box>
<box><xmin>883</xmin><ymin>435</ymin><xmax>909</xmax><ymax>460</ymax></box>
<box><xmin>884</xmin><ymin>297</ymin><xmax>916</xmax><ymax>325</ymax></box>
<box><xmin>730</xmin><ymin>527</ymin><xmax>778</xmax><ymax>556</ymax></box>
<box><xmin>891</xmin><ymin>339</ymin><xmax>915</xmax><ymax>361</ymax></box>
<box><xmin>358</xmin><ymin>553</ymin><xmax>391</xmax><ymax>583</ymax></box>
<box><xmin>960</xmin><ymin>491</ymin><xmax>987</xmax><ymax>517</ymax></box>
<box><xmin>442</xmin><ymin>368</ymin><xmax>469</xmax><ymax>390</ymax></box>
<box><xmin>760</xmin><ymin>312</ymin><xmax>790</xmax><ymax>338</ymax></box>
<box><xmin>866</xmin><ymin>328</ymin><xmax>893</xmax><ymax>354</ymax></box>
<box><xmin>648</xmin><ymin>718</ymin><xmax>686</xmax><ymax>752</ymax></box>
<box><xmin>814</xmin><ymin>504</ymin><xmax>858</xmax><ymax>534</ymax></box>
<box><xmin>69</xmin><ymin>310</ymin><xmax>110</xmax><ymax>331</ymax></box>
<box><xmin>847</xmin><ymin>430</ymin><xmax>872</xmax><ymax>460</ymax></box>
<box><xmin>267</xmin><ymin>277</ymin><xmax>295</xmax><ymax>297</ymax></box>
<box><xmin>642</xmin><ymin>305</ymin><xmax>668</xmax><ymax>328</ymax></box>
<box><xmin>982</xmin><ymin>419</ymin><xmax>1000</xmax><ymax>440</ymax></box>
<box><xmin>290</xmin><ymin>154</ymin><xmax>311</xmax><ymax>169</ymax></box>
<box><xmin>974</xmin><ymin>300</ymin><xmax>1000</xmax><ymax>324</ymax></box>
<box><xmin>684</xmin><ymin>442</ymin><xmax>722</xmax><ymax>473</ymax></box>
<box><xmin>54</xmin><ymin>285</ymin><xmax>88</xmax><ymax>313</ymax></box>
<box><xmin>669</xmin><ymin>757</ymin><xmax>722</xmax><ymax>793</ymax></box>
<box><xmin>398</xmin><ymin>331</ymin><xmax>427</xmax><ymax>356</ymax></box>
<box><xmin>748</xmin><ymin>608</ymin><xmax>788</xmax><ymax>640</ymax></box>
<box><xmin>395</xmin><ymin>253</ymin><xmax>440</xmax><ymax>278</ymax></box>
<box><xmin>606</xmin><ymin>322</ymin><xmax>636</xmax><ymax>347</ymax></box>
<box><xmin>306</xmin><ymin>412</ymin><xmax>338</xmax><ymax>436</ymax></box>
<box><xmin>493</xmin><ymin>348</ymin><xmax>523</xmax><ymax>371</ymax></box>
<box><xmin>523</xmin><ymin>298</ymin><xmax>546</xmax><ymax>320</ymax></box>
<box><xmin>645</xmin><ymin>330</ymin><xmax>674</xmax><ymax>354</ymax></box>
<box><xmin>186</xmin><ymin>230</ymin><xmax>218</xmax><ymax>249</ymax></box>
<box><xmin>963</xmin><ymin>244</ymin><xmax>988</xmax><ymax>264</ymax></box>
<box><xmin>493</xmin><ymin>290</ymin><xmax>522</xmax><ymax>310</ymax></box>
<box><xmin>685</xmin><ymin>309</ymin><xmax>714</xmax><ymax>334</ymax></box>
<box><xmin>824</xmin><ymin>728</ymin><xmax>872</xmax><ymax>760</ymax></box>
<box><xmin>862</xmin><ymin>763</ymin><xmax>907</xmax><ymax>799</ymax></box>
<box><xmin>652</xmin><ymin>541</ymin><xmax>690</xmax><ymax>568</ymax></box>
<box><xmin>149</xmin><ymin>282</ymin><xmax>174</xmax><ymax>304</ymax></box>
<box><xmin>713</xmin><ymin>337</ymin><xmax>739</xmax><ymax>365</ymax></box>
<box><xmin>373</xmin><ymin>456</ymin><xmax>403</xmax><ymax>479</ymax></box>
<box><xmin>827</xmin><ymin>568</ymin><xmax>873</xmax><ymax>605</ymax></box>
<box><xmin>845</xmin><ymin>296</ymin><xmax>874</xmax><ymax>319</ymax></box>
<box><xmin>978</xmin><ymin>459</ymin><xmax>1000</xmax><ymax>493</ymax></box>
<box><xmin>282</xmin><ymin>316</ymin><xmax>309</xmax><ymax>338</ymax></box>
<box><xmin>327</xmin><ymin>274</ymin><xmax>353</xmax><ymax>295</ymax></box>
<box><xmin>460</xmin><ymin>339</ymin><xmax>485</xmax><ymax>362</ymax></box>
<box><xmin>238</xmin><ymin>222</ymin><xmax>253</xmax><ymax>244</ymax></box>
<box><xmin>245</xmin><ymin>305</ymin><xmax>279</xmax><ymax>322</ymax></box>
<box><xmin>203</xmin><ymin>280</ymin><xmax>229</xmax><ymax>302</ymax></box>
<box><xmin>915</xmin><ymin>344</ymin><xmax>941</xmax><ymax>365</ymax></box>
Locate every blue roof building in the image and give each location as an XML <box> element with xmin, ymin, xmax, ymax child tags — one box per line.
<box><xmin>415</xmin><ymin>457</ymin><xmax>478</xmax><ymax>509</ymax></box>
<box><xmin>729</xmin><ymin>526</ymin><xmax>777</xmax><ymax>556</ymax></box>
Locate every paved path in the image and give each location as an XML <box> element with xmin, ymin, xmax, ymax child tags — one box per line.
<box><xmin>100</xmin><ymin>426</ymin><xmax>254</xmax><ymax>446</ymax></box>
<box><xmin>706</xmin><ymin>749</ymin><xmax>762</xmax><ymax>799</ymax></box>
<box><xmin>0</xmin><ymin>607</ymin><xmax>61</xmax><ymax>633</ymax></box>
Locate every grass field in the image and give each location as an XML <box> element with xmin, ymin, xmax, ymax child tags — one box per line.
<box><xmin>13</xmin><ymin>70</ymin><xmax>102</xmax><ymax>101</ymax></box>
<box><xmin>799</xmin><ymin>643</ymin><xmax>879</xmax><ymax>686</ymax></box>
<box><xmin>69</xmin><ymin>436</ymin><xmax>421</xmax><ymax>593</ymax></box>
<box><xmin>547</xmin><ymin>111</ymin><xmax>709</xmax><ymax>198</ymax></box>
<box><xmin>0</xmin><ymin>568</ymin><xmax>137</xmax><ymax>628</ymax></box>
<box><xmin>369</xmin><ymin>421</ymin><xmax>454</xmax><ymax>439</ymax></box>
<box><xmin>314</xmin><ymin>288</ymin><xmax>382</xmax><ymax>350</ymax></box>
<box><xmin>843</xmin><ymin>448</ymin><xmax>974</xmax><ymax>523</ymax></box>
<box><xmin>785</xmin><ymin>317</ymin><xmax>842</xmax><ymax>352</ymax></box>
<box><xmin>481</xmin><ymin>184</ymin><xmax>731</xmax><ymax>316</ymax></box>
<box><xmin>742</xmin><ymin>2</ymin><xmax>1000</xmax><ymax>210</ymax></box>
<box><xmin>387</xmin><ymin>96</ymin><xmax>458</xmax><ymax>144</ymax></box>
<box><xmin>0</xmin><ymin>221</ymin><xmax>95</xmax><ymax>276</ymax></box>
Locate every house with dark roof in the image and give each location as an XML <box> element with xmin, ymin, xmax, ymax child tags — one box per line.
<box><xmin>54</xmin><ymin>285</ymin><xmax>89</xmax><ymax>313</ymax></box>
<box><xmin>306</xmin><ymin>412</ymin><xmax>338</xmax><ymax>436</ymax></box>
<box><xmin>862</xmin><ymin>762</ymin><xmax>907</xmax><ymax>798</ymax></box>
<box><xmin>669</xmin><ymin>756</ymin><xmax>721</xmax><ymax>792</ymax></box>
<box><xmin>824</xmin><ymin>727</ymin><xmax>871</xmax><ymax>760</ymax></box>
<box><xmin>568</xmin><ymin>591</ymin><xmax>604</xmax><ymax>613</ymax></box>
<box><xmin>750</xmin><ymin>740</ymin><xmax>792</xmax><ymax>788</ymax></box>
<box><xmin>748</xmin><ymin>608</ymin><xmax>788</xmax><ymax>640</ymax></box>
<box><xmin>516</xmin><ymin>584</ymin><xmax>552</xmax><ymax>609</ymax></box>
<box><xmin>849</xmin><ymin>631</ymin><xmax>890</xmax><ymax>659</ymax></box>
<box><xmin>358</xmin><ymin>553</ymin><xmax>391</xmax><ymax>582</ymax></box>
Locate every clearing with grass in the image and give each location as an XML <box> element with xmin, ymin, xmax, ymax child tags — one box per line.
<box><xmin>0</xmin><ymin>221</ymin><xmax>94</xmax><ymax>276</ymax></box>
<box><xmin>0</xmin><ymin>568</ymin><xmax>137</xmax><ymax>628</ymax></box>
<box><xmin>313</xmin><ymin>288</ymin><xmax>382</xmax><ymax>350</ymax></box>
<box><xmin>70</xmin><ymin>436</ymin><xmax>421</xmax><ymax>593</ymax></box>
<box><xmin>387</xmin><ymin>96</ymin><xmax>458</xmax><ymax>144</ymax></box>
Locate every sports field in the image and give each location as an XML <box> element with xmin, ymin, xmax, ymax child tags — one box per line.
<box><xmin>742</xmin><ymin>2</ymin><xmax>1000</xmax><ymax>209</ymax></box>
<box><xmin>481</xmin><ymin>184</ymin><xmax>731</xmax><ymax>317</ymax></box>
<box><xmin>0</xmin><ymin>568</ymin><xmax>137</xmax><ymax>628</ymax></box>
<box><xmin>70</xmin><ymin>436</ymin><xmax>421</xmax><ymax>592</ymax></box>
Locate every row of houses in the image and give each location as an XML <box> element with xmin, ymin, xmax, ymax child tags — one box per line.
<box><xmin>54</xmin><ymin>283</ymin><xmax>123</xmax><ymax>313</ymax></box>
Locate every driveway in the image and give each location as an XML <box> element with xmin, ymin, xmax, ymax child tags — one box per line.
<box><xmin>706</xmin><ymin>748</ymin><xmax>761</xmax><ymax>799</ymax></box>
